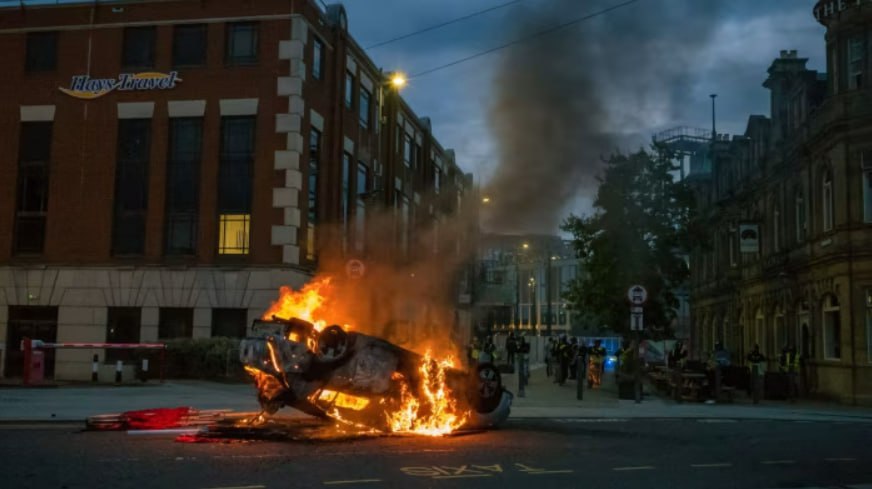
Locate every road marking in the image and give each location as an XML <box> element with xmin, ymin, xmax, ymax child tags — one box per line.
<box><xmin>690</xmin><ymin>463</ymin><xmax>732</xmax><ymax>468</ymax></box>
<box><xmin>527</xmin><ymin>470</ymin><xmax>574</xmax><ymax>475</ymax></box>
<box><xmin>202</xmin><ymin>486</ymin><xmax>265</xmax><ymax>489</ymax></box>
<box><xmin>761</xmin><ymin>460</ymin><xmax>795</xmax><ymax>465</ymax></box>
<box><xmin>825</xmin><ymin>457</ymin><xmax>856</xmax><ymax>462</ymax></box>
<box><xmin>556</xmin><ymin>418</ymin><xmax>628</xmax><ymax>423</ymax></box>
<box><xmin>432</xmin><ymin>475</ymin><xmax>492</xmax><ymax>480</ymax></box>
<box><xmin>323</xmin><ymin>480</ymin><xmax>382</xmax><ymax>485</ymax></box>
<box><xmin>612</xmin><ymin>466</ymin><xmax>655</xmax><ymax>471</ymax></box>
<box><xmin>696</xmin><ymin>419</ymin><xmax>737</xmax><ymax>423</ymax></box>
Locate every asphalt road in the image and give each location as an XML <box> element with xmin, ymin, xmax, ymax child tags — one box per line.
<box><xmin>3</xmin><ymin>417</ymin><xmax>872</xmax><ymax>489</ymax></box>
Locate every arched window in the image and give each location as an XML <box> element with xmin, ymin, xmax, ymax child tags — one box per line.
<box><xmin>822</xmin><ymin>169</ymin><xmax>834</xmax><ymax>232</ymax></box>
<box><xmin>822</xmin><ymin>294</ymin><xmax>840</xmax><ymax>360</ymax></box>
<box><xmin>773</xmin><ymin>305</ymin><xmax>786</xmax><ymax>353</ymax></box>
<box><xmin>754</xmin><ymin>308</ymin><xmax>766</xmax><ymax>355</ymax></box>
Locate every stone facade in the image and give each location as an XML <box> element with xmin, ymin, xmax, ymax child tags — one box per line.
<box><xmin>689</xmin><ymin>2</ymin><xmax>872</xmax><ymax>404</ymax></box>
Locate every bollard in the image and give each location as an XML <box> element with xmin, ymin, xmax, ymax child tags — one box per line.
<box><xmin>141</xmin><ymin>358</ymin><xmax>149</xmax><ymax>383</ymax></box>
<box><xmin>91</xmin><ymin>354</ymin><xmax>99</xmax><ymax>382</ymax></box>
<box><xmin>517</xmin><ymin>356</ymin><xmax>525</xmax><ymax>398</ymax></box>
<box><xmin>576</xmin><ymin>355</ymin><xmax>584</xmax><ymax>400</ymax></box>
<box><xmin>115</xmin><ymin>360</ymin><xmax>122</xmax><ymax>384</ymax></box>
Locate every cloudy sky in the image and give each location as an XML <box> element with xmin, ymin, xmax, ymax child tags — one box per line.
<box><xmin>340</xmin><ymin>0</ymin><xmax>827</xmax><ymax>232</ymax></box>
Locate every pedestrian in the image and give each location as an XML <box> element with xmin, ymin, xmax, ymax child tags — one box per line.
<box><xmin>747</xmin><ymin>344</ymin><xmax>766</xmax><ymax>404</ymax></box>
<box><xmin>557</xmin><ymin>336</ymin><xmax>571</xmax><ymax>386</ymax></box>
<box><xmin>588</xmin><ymin>340</ymin><xmax>607</xmax><ymax>388</ymax></box>
<box><xmin>517</xmin><ymin>335</ymin><xmax>531</xmax><ymax>383</ymax></box>
<box><xmin>480</xmin><ymin>335</ymin><xmax>497</xmax><ymax>364</ymax></box>
<box><xmin>545</xmin><ymin>337</ymin><xmax>555</xmax><ymax>377</ymax></box>
<box><xmin>506</xmin><ymin>332</ymin><xmax>518</xmax><ymax>369</ymax></box>
<box><xmin>779</xmin><ymin>344</ymin><xmax>801</xmax><ymax>402</ymax></box>
<box><xmin>706</xmin><ymin>341</ymin><xmax>731</xmax><ymax>402</ymax></box>
<box><xmin>568</xmin><ymin>337</ymin><xmax>580</xmax><ymax>380</ymax></box>
<box><xmin>468</xmin><ymin>336</ymin><xmax>480</xmax><ymax>364</ymax></box>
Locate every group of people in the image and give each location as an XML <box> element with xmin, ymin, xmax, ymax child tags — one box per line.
<box><xmin>545</xmin><ymin>336</ymin><xmax>608</xmax><ymax>389</ymax></box>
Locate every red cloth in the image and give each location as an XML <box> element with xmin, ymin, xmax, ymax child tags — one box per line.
<box><xmin>122</xmin><ymin>407</ymin><xmax>191</xmax><ymax>429</ymax></box>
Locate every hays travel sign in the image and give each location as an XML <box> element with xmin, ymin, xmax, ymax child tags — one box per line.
<box><xmin>58</xmin><ymin>72</ymin><xmax>182</xmax><ymax>100</ymax></box>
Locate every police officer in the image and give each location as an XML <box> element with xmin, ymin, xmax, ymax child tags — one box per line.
<box><xmin>780</xmin><ymin>344</ymin><xmax>801</xmax><ymax>402</ymax></box>
<box><xmin>747</xmin><ymin>344</ymin><xmax>766</xmax><ymax>404</ymax></box>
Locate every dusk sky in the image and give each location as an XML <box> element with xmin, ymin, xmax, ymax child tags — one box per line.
<box><xmin>341</xmin><ymin>0</ymin><xmax>827</xmax><ymax>223</ymax></box>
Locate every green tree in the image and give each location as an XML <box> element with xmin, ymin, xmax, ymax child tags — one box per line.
<box><xmin>561</xmin><ymin>149</ymin><xmax>695</xmax><ymax>338</ymax></box>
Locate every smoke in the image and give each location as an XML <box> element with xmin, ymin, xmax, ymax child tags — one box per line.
<box><xmin>482</xmin><ymin>0</ymin><xmax>726</xmax><ymax>234</ymax></box>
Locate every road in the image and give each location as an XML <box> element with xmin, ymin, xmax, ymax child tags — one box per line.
<box><xmin>3</xmin><ymin>417</ymin><xmax>872</xmax><ymax>489</ymax></box>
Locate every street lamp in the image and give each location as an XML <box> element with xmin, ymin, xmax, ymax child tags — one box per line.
<box><xmin>482</xmin><ymin>196</ymin><xmax>491</xmax><ymax>204</ymax></box>
<box><xmin>390</xmin><ymin>72</ymin><xmax>407</xmax><ymax>90</ymax></box>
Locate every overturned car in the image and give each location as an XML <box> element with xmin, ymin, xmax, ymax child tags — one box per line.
<box><xmin>239</xmin><ymin>318</ymin><xmax>512</xmax><ymax>434</ymax></box>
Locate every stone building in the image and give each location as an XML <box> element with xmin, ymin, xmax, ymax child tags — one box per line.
<box><xmin>689</xmin><ymin>1</ymin><xmax>872</xmax><ymax>404</ymax></box>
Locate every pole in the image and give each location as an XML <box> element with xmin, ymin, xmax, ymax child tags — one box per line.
<box><xmin>141</xmin><ymin>358</ymin><xmax>149</xmax><ymax>383</ymax></box>
<box><xmin>546</xmin><ymin>255</ymin><xmax>553</xmax><ymax>337</ymax></box>
<box><xmin>160</xmin><ymin>348</ymin><xmax>166</xmax><ymax>384</ymax></box>
<box><xmin>634</xmin><ymin>331</ymin><xmax>642</xmax><ymax>404</ymax></box>
<box><xmin>576</xmin><ymin>350</ymin><xmax>584</xmax><ymax>400</ymax></box>
<box><xmin>517</xmin><ymin>354</ymin><xmax>525</xmax><ymax>398</ymax></box>
<box><xmin>22</xmin><ymin>337</ymin><xmax>32</xmax><ymax>386</ymax></box>
<box><xmin>115</xmin><ymin>360</ymin><xmax>123</xmax><ymax>384</ymax></box>
<box><xmin>710</xmin><ymin>93</ymin><xmax>717</xmax><ymax>140</ymax></box>
<box><xmin>92</xmin><ymin>354</ymin><xmax>99</xmax><ymax>382</ymax></box>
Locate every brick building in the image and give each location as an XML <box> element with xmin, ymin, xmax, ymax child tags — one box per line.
<box><xmin>688</xmin><ymin>1</ymin><xmax>872</xmax><ymax>404</ymax></box>
<box><xmin>0</xmin><ymin>0</ymin><xmax>471</xmax><ymax>380</ymax></box>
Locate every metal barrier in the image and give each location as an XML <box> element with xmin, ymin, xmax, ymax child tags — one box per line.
<box><xmin>21</xmin><ymin>337</ymin><xmax>167</xmax><ymax>385</ymax></box>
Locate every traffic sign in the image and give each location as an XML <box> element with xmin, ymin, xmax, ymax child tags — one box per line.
<box><xmin>627</xmin><ymin>285</ymin><xmax>648</xmax><ymax>305</ymax></box>
<box><xmin>345</xmin><ymin>259</ymin><xmax>366</xmax><ymax>280</ymax></box>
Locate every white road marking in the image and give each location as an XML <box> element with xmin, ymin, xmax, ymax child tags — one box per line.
<box><xmin>527</xmin><ymin>470</ymin><xmax>574</xmax><ymax>475</ymax></box>
<box><xmin>690</xmin><ymin>463</ymin><xmax>732</xmax><ymax>468</ymax></box>
<box><xmin>612</xmin><ymin>466</ymin><xmax>655</xmax><ymax>471</ymax></box>
<box><xmin>696</xmin><ymin>419</ymin><xmax>737</xmax><ymax>423</ymax></box>
<box><xmin>323</xmin><ymin>479</ymin><xmax>382</xmax><ymax>485</ymax></box>
<box><xmin>556</xmin><ymin>418</ymin><xmax>628</xmax><ymax>423</ymax></box>
<box><xmin>761</xmin><ymin>460</ymin><xmax>795</xmax><ymax>465</ymax></box>
<box><xmin>432</xmin><ymin>474</ymin><xmax>492</xmax><ymax>480</ymax></box>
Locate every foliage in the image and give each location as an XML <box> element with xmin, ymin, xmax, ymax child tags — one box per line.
<box><xmin>133</xmin><ymin>337</ymin><xmax>247</xmax><ymax>381</ymax></box>
<box><xmin>561</xmin><ymin>149</ymin><xmax>695</xmax><ymax>338</ymax></box>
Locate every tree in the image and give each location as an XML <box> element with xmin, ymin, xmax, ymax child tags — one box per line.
<box><xmin>561</xmin><ymin>149</ymin><xmax>695</xmax><ymax>338</ymax></box>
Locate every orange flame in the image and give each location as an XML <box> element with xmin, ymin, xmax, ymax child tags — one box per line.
<box><xmin>386</xmin><ymin>351</ymin><xmax>469</xmax><ymax>437</ymax></box>
<box><xmin>261</xmin><ymin>277</ymin><xmax>334</xmax><ymax>331</ymax></box>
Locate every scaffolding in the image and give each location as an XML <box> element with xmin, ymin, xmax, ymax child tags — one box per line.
<box><xmin>652</xmin><ymin>126</ymin><xmax>713</xmax><ymax>181</ymax></box>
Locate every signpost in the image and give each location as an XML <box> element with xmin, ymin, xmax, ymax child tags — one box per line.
<box><xmin>627</xmin><ymin>285</ymin><xmax>647</xmax><ymax>404</ymax></box>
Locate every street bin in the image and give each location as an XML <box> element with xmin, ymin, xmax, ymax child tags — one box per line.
<box><xmin>27</xmin><ymin>350</ymin><xmax>45</xmax><ymax>384</ymax></box>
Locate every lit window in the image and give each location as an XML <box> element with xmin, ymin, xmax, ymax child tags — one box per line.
<box><xmin>218</xmin><ymin>214</ymin><xmax>250</xmax><ymax>255</ymax></box>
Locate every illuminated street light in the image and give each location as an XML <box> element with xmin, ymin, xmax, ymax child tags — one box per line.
<box><xmin>522</xmin><ymin>243</ymin><xmax>529</xmax><ymax>250</ymax></box>
<box><xmin>482</xmin><ymin>196</ymin><xmax>491</xmax><ymax>204</ymax></box>
<box><xmin>390</xmin><ymin>72</ymin><xmax>407</xmax><ymax>89</ymax></box>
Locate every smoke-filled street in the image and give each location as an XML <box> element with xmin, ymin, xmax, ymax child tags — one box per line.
<box><xmin>3</xmin><ymin>418</ymin><xmax>872</xmax><ymax>489</ymax></box>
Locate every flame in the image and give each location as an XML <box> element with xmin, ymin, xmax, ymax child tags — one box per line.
<box><xmin>261</xmin><ymin>277</ymin><xmax>334</xmax><ymax>331</ymax></box>
<box><xmin>386</xmin><ymin>351</ymin><xmax>469</xmax><ymax>437</ymax></box>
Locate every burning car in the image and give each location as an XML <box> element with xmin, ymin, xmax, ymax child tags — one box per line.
<box><xmin>239</xmin><ymin>317</ymin><xmax>512</xmax><ymax>435</ymax></box>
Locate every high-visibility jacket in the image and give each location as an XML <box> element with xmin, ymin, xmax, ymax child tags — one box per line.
<box><xmin>779</xmin><ymin>351</ymin><xmax>800</xmax><ymax>373</ymax></box>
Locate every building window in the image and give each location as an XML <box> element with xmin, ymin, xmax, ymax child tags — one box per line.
<box><xmin>866</xmin><ymin>290</ymin><xmax>872</xmax><ymax>363</ymax></box>
<box><xmin>823</xmin><ymin>294</ymin><xmax>841</xmax><ymax>360</ymax></box>
<box><xmin>754</xmin><ymin>309</ymin><xmax>765</xmax><ymax>356</ymax></box>
<box><xmin>848</xmin><ymin>34</ymin><xmax>864</xmax><ymax>90</ymax></box>
<box><xmin>398</xmin><ymin>192</ymin><xmax>410</xmax><ymax>257</ymax></box>
<box><xmin>862</xmin><ymin>151</ymin><xmax>872</xmax><ymax>223</ymax></box>
<box><xmin>26</xmin><ymin>31</ymin><xmax>57</xmax><ymax>72</ymax></box>
<box><xmin>772</xmin><ymin>205</ymin><xmax>781</xmax><ymax>252</ymax></box>
<box><xmin>795</xmin><ymin>187</ymin><xmax>807</xmax><ymax>241</ymax></box>
<box><xmin>225</xmin><ymin>22</ymin><xmax>258</xmax><ymax>65</ymax></box>
<box><xmin>344</xmin><ymin>71</ymin><xmax>355</xmax><ymax>109</ymax></box>
<box><xmin>434</xmin><ymin>167</ymin><xmax>441</xmax><ymax>194</ymax></box>
<box><xmin>729</xmin><ymin>226</ymin><xmax>737</xmax><ymax>267</ymax></box>
<box><xmin>312</xmin><ymin>37</ymin><xmax>324</xmax><ymax>80</ymax></box>
<box><xmin>112</xmin><ymin>119</ymin><xmax>151</xmax><ymax>255</ymax></box>
<box><xmin>122</xmin><ymin>26</ymin><xmax>156</xmax><ymax>69</ymax></box>
<box><xmin>355</xmin><ymin>162</ymin><xmax>368</xmax><ymax>253</ymax></box>
<box><xmin>359</xmin><ymin>87</ymin><xmax>371</xmax><ymax>129</ymax></box>
<box><xmin>822</xmin><ymin>169</ymin><xmax>834</xmax><ymax>232</ymax></box>
<box><xmin>165</xmin><ymin>118</ymin><xmax>202</xmax><ymax>255</ymax></box>
<box><xmin>340</xmin><ymin>152</ymin><xmax>352</xmax><ymax>251</ymax></box>
<box><xmin>830</xmin><ymin>45</ymin><xmax>839</xmax><ymax>94</ymax></box>
<box><xmin>158</xmin><ymin>307</ymin><xmax>193</xmax><ymax>340</ymax></box>
<box><xmin>14</xmin><ymin>122</ymin><xmax>52</xmax><ymax>254</ymax></box>
<box><xmin>217</xmin><ymin>117</ymin><xmax>254</xmax><ymax>255</ymax></box>
<box><xmin>212</xmin><ymin>308</ymin><xmax>248</xmax><ymax>338</ymax></box>
<box><xmin>105</xmin><ymin>307</ymin><xmax>141</xmax><ymax>364</ymax></box>
<box><xmin>403</xmin><ymin>134</ymin><xmax>413</xmax><ymax>168</ymax></box>
<box><xmin>173</xmin><ymin>24</ymin><xmax>207</xmax><ymax>67</ymax></box>
<box><xmin>307</xmin><ymin>128</ymin><xmax>321</xmax><ymax>261</ymax></box>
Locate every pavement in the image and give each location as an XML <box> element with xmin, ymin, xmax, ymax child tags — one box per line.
<box><xmin>2</xmin><ymin>365</ymin><xmax>872</xmax><ymax>423</ymax></box>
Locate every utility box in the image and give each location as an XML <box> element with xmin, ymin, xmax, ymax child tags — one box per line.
<box><xmin>27</xmin><ymin>350</ymin><xmax>45</xmax><ymax>384</ymax></box>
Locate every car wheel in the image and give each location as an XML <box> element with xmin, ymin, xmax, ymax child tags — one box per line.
<box><xmin>472</xmin><ymin>363</ymin><xmax>503</xmax><ymax>413</ymax></box>
<box><xmin>315</xmin><ymin>325</ymin><xmax>349</xmax><ymax>362</ymax></box>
